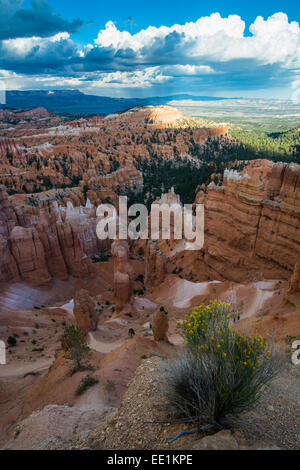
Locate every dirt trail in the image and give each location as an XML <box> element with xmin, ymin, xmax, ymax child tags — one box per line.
<box><xmin>149</xmin><ymin>275</ymin><xmax>281</xmax><ymax>318</ymax></box>
<box><xmin>88</xmin><ymin>332</ymin><xmax>125</xmax><ymax>354</ymax></box>
<box><xmin>48</xmin><ymin>300</ymin><xmax>74</xmax><ymax>316</ymax></box>
<box><xmin>0</xmin><ymin>358</ymin><xmax>52</xmax><ymax>379</ymax></box>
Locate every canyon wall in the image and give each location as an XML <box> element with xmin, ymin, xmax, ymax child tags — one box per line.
<box><xmin>199</xmin><ymin>160</ymin><xmax>300</xmax><ymax>281</ymax></box>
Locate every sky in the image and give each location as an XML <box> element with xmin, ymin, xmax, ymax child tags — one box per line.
<box><xmin>0</xmin><ymin>0</ymin><xmax>299</xmax><ymax>99</ymax></box>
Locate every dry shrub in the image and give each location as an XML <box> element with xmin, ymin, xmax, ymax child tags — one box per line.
<box><xmin>160</xmin><ymin>301</ymin><xmax>284</xmax><ymax>425</ymax></box>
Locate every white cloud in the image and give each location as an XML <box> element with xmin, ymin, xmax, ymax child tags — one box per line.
<box><xmin>1</xmin><ymin>12</ymin><xmax>300</xmax><ymax>97</ymax></box>
<box><xmin>95</xmin><ymin>13</ymin><xmax>245</xmax><ymax>51</ymax></box>
<box><xmin>162</xmin><ymin>65</ymin><xmax>216</xmax><ymax>76</ymax></box>
<box><xmin>88</xmin><ymin>67</ymin><xmax>172</xmax><ymax>89</ymax></box>
<box><xmin>0</xmin><ymin>69</ymin><xmax>84</xmax><ymax>89</ymax></box>
<box><xmin>94</xmin><ymin>12</ymin><xmax>300</xmax><ymax>67</ymax></box>
<box><xmin>1</xmin><ymin>33</ymin><xmax>69</xmax><ymax>56</ymax></box>
<box><xmin>0</xmin><ymin>67</ymin><xmax>172</xmax><ymax>92</ymax></box>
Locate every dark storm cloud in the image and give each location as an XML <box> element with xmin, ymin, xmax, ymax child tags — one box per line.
<box><xmin>0</xmin><ymin>0</ymin><xmax>83</xmax><ymax>40</ymax></box>
<box><xmin>0</xmin><ymin>33</ymin><xmax>81</xmax><ymax>73</ymax></box>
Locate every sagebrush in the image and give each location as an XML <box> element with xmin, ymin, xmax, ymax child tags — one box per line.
<box><xmin>76</xmin><ymin>375</ymin><xmax>99</xmax><ymax>396</ymax></box>
<box><xmin>161</xmin><ymin>301</ymin><xmax>283</xmax><ymax>425</ymax></box>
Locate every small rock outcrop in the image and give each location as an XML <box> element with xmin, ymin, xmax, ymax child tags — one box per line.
<box><xmin>152</xmin><ymin>308</ymin><xmax>169</xmax><ymax>342</ymax></box>
<box><xmin>286</xmin><ymin>261</ymin><xmax>300</xmax><ymax>296</ymax></box>
<box><xmin>73</xmin><ymin>289</ymin><xmax>98</xmax><ymax>336</ymax></box>
<box><xmin>285</xmin><ymin>261</ymin><xmax>300</xmax><ymax>306</ymax></box>
<box><xmin>112</xmin><ymin>240</ymin><xmax>135</xmax><ymax>313</ymax></box>
<box><xmin>145</xmin><ymin>240</ymin><xmax>166</xmax><ymax>288</ymax></box>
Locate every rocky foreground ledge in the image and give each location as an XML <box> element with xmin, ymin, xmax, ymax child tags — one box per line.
<box><xmin>48</xmin><ymin>356</ymin><xmax>298</xmax><ymax>451</ymax></box>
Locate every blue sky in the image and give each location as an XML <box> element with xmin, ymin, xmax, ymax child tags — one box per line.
<box><xmin>0</xmin><ymin>0</ymin><xmax>300</xmax><ymax>98</ymax></box>
<box><xmin>44</xmin><ymin>0</ymin><xmax>300</xmax><ymax>43</ymax></box>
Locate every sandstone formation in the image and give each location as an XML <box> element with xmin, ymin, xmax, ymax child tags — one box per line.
<box><xmin>112</xmin><ymin>240</ymin><xmax>135</xmax><ymax>313</ymax></box>
<box><xmin>10</xmin><ymin>226</ymin><xmax>51</xmax><ymax>286</ymax></box>
<box><xmin>1</xmin><ymin>149</ymin><xmax>299</xmax><ymax>289</ymax></box>
<box><xmin>0</xmin><ymin>185</ymin><xmax>107</xmax><ymax>286</ymax></box>
<box><xmin>73</xmin><ymin>289</ymin><xmax>98</xmax><ymax>336</ymax></box>
<box><xmin>0</xmin><ymin>105</ymin><xmax>227</xmax><ymax>196</ymax></box>
<box><xmin>0</xmin><ymin>104</ymin><xmax>234</xmax><ymax>288</ymax></box>
<box><xmin>285</xmin><ymin>261</ymin><xmax>300</xmax><ymax>295</ymax></box>
<box><xmin>284</xmin><ymin>260</ymin><xmax>300</xmax><ymax>306</ymax></box>
<box><xmin>1</xmin><ymin>105</ymin><xmax>300</xmax><ymax>452</ymax></box>
<box><xmin>0</xmin><ymin>107</ymin><xmax>51</xmax><ymax>122</ymax></box>
<box><xmin>196</xmin><ymin>160</ymin><xmax>300</xmax><ymax>282</ymax></box>
<box><xmin>145</xmin><ymin>240</ymin><xmax>166</xmax><ymax>288</ymax></box>
<box><xmin>152</xmin><ymin>308</ymin><xmax>169</xmax><ymax>342</ymax></box>
<box><xmin>0</xmin><ymin>233</ymin><xmax>19</xmax><ymax>282</ymax></box>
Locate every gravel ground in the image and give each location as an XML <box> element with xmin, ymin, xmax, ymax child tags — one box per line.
<box><xmin>89</xmin><ymin>357</ymin><xmax>217</xmax><ymax>450</ymax></box>
<box><xmin>43</xmin><ymin>355</ymin><xmax>299</xmax><ymax>450</ymax></box>
<box><xmin>82</xmin><ymin>356</ymin><xmax>299</xmax><ymax>450</ymax></box>
<box><xmin>228</xmin><ymin>362</ymin><xmax>300</xmax><ymax>450</ymax></box>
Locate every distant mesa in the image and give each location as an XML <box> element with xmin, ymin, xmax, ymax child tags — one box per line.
<box><xmin>1</xmin><ymin>90</ymin><xmax>229</xmax><ymax>115</ymax></box>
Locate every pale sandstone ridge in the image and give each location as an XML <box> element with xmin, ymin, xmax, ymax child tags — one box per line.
<box><xmin>3</xmin><ymin>404</ymin><xmax>106</xmax><ymax>451</ymax></box>
<box><xmin>147</xmin><ymin>106</ymin><xmax>184</xmax><ymax>124</ymax></box>
<box><xmin>112</xmin><ymin>240</ymin><xmax>135</xmax><ymax>313</ymax></box>
<box><xmin>197</xmin><ymin>160</ymin><xmax>300</xmax><ymax>282</ymax></box>
<box><xmin>73</xmin><ymin>289</ymin><xmax>98</xmax><ymax>336</ymax></box>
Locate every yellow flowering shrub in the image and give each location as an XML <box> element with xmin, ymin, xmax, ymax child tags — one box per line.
<box><xmin>176</xmin><ymin>301</ymin><xmax>270</xmax><ymax>372</ymax></box>
<box><xmin>161</xmin><ymin>300</ymin><xmax>282</xmax><ymax>424</ymax></box>
<box><xmin>161</xmin><ymin>301</ymin><xmax>282</xmax><ymax>424</ymax></box>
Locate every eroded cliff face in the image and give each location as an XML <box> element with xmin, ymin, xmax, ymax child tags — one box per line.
<box><xmin>199</xmin><ymin>160</ymin><xmax>300</xmax><ymax>282</ymax></box>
